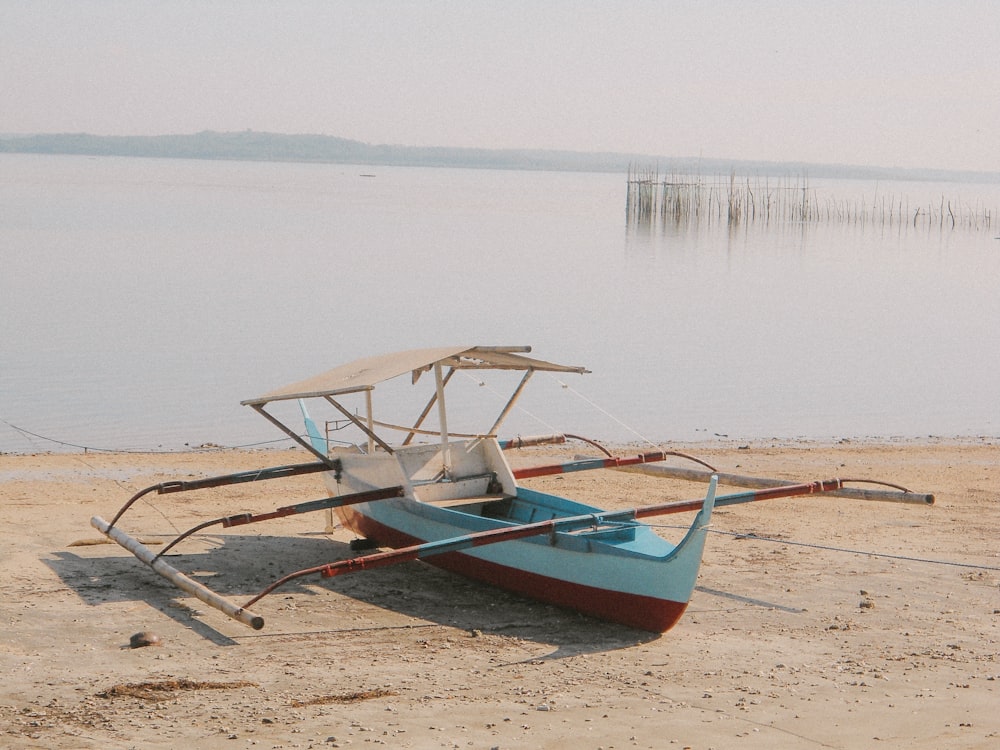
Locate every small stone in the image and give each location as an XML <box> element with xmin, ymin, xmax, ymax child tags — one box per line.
<box><xmin>128</xmin><ymin>631</ymin><xmax>163</xmax><ymax>648</ymax></box>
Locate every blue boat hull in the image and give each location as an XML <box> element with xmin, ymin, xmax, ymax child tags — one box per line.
<box><xmin>333</xmin><ymin>485</ymin><xmax>715</xmax><ymax>632</ymax></box>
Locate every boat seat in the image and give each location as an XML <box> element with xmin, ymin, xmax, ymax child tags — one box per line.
<box><xmin>427</xmin><ymin>493</ymin><xmax>509</xmax><ymax>509</ymax></box>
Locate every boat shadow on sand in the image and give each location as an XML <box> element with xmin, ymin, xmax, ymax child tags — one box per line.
<box><xmin>46</xmin><ymin>531</ymin><xmax>685</xmax><ymax>657</ymax></box>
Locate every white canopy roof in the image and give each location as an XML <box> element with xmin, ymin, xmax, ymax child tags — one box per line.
<box><xmin>241</xmin><ymin>346</ymin><xmax>589</xmax><ymax>406</ymax></box>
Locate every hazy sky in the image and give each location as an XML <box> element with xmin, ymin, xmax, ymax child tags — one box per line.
<box><xmin>4</xmin><ymin>1</ymin><xmax>999</xmax><ymax>172</ymax></box>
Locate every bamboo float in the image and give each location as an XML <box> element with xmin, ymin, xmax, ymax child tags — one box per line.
<box><xmin>91</xmin><ymin>515</ymin><xmax>266</xmax><ymax>629</ymax></box>
<box><xmin>606</xmin><ymin>460</ymin><xmax>934</xmax><ymax>505</ymax></box>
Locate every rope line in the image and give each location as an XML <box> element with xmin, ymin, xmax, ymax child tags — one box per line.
<box><xmin>1</xmin><ymin>416</ymin><xmax>298</xmax><ymax>454</ymax></box>
<box><xmin>644</xmin><ymin>521</ymin><xmax>1000</xmax><ymax>572</ymax></box>
<box><xmin>549</xmin><ymin>375</ymin><xmax>660</xmax><ymax>450</ymax></box>
<box><xmin>455</xmin><ymin>370</ymin><xmax>560</xmax><ymax>434</ymax></box>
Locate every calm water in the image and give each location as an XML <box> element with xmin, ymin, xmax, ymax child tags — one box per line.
<box><xmin>2</xmin><ymin>154</ymin><xmax>999</xmax><ymax>453</ymax></box>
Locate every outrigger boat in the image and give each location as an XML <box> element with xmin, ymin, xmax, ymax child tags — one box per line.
<box><xmin>92</xmin><ymin>346</ymin><xmax>933</xmax><ymax>633</ymax></box>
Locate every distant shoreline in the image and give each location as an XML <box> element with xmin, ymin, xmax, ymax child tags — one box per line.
<box><xmin>2</xmin><ymin>433</ymin><xmax>995</xmax><ymax>459</ymax></box>
<box><xmin>3</xmin><ymin>130</ymin><xmax>1000</xmax><ymax>183</ymax></box>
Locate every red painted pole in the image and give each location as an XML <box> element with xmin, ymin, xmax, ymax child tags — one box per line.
<box><xmin>633</xmin><ymin>478</ymin><xmax>846</xmax><ymax>518</ymax></box>
<box><xmin>513</xmin><ymin>451</ymin><xmax>675</xmax><ymax>479</ymax></box>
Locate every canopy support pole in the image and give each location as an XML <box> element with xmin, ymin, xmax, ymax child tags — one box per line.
<box><xmin>489</xmin><ymin>369</ymin><xmax>534</xmax><ymax>436</ymax></box>
<box><xmin>249</xmin><ymin>404</ymin><xmax>333</xmax><ymax>464</ymax></box>
<box><xmin>403</xmin><ymin>367</ymin><xmax>455</xmax><ymax>446</ymax></box>
<box><xmin>321</xmin><ymin>394</ymin><xmax>394</xmax><ymax>454</ymax></box>
<box><xmin>434</xmin><ymin>363</ymin><xmax>452</xmax><ymax>476</ymax></box>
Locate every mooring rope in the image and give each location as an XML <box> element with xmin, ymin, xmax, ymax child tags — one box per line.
<box><xmin>549</xmin><ymin>375</ymin><xmax>662</xmax><ymax>451</ymax></box>
<box><xmin>455</xmin><ymin>370</ymin><xmax>562</xmax><ymax>434</ymax></box>
<box><xmin>0</xmin><ymin>416</ymin><xmax>299</xmax><ymax>454</ymax></box>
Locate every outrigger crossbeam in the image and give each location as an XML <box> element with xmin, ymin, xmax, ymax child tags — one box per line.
<box><xmin>151</xmin><ymin>486</ymin><xmax>407</xmax><ymax>561</ymax></box>
<box><xmin>106</xmin><ymin>461</ymin><xmax>333</xmax><ymax>530</ymax></box>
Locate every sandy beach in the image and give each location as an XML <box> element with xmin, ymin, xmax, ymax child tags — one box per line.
<box><xmin>1</xmin><ymin>439</ymin><xmax>998</xmax><ymax>749</ymax></box>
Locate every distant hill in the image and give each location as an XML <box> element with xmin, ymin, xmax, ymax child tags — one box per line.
<box><xmin>1</xmin><ymin>130</ymin><xmax>997</xmax><ymax>183</ymax></box>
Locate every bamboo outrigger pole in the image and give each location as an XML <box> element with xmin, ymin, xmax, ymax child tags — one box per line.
<box><xmin>512</xmin><ymin>450</ymin><xmax>715</xmax><ymax>479</ymax></box>
<box><xmin>152</xmin><ymin>486</ymin><xmax>406</xmax><ymax>561</ymax></box>
<box><xmin>106</xmin><ymin>461</ymin><xmax>333</xmax><ymax>530</ymax></box>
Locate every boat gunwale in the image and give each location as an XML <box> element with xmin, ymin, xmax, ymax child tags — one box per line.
<box><xmin>340</xmin><ymin>487</ymin><xmax>688</xmax><ymax>563</ymax></box>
